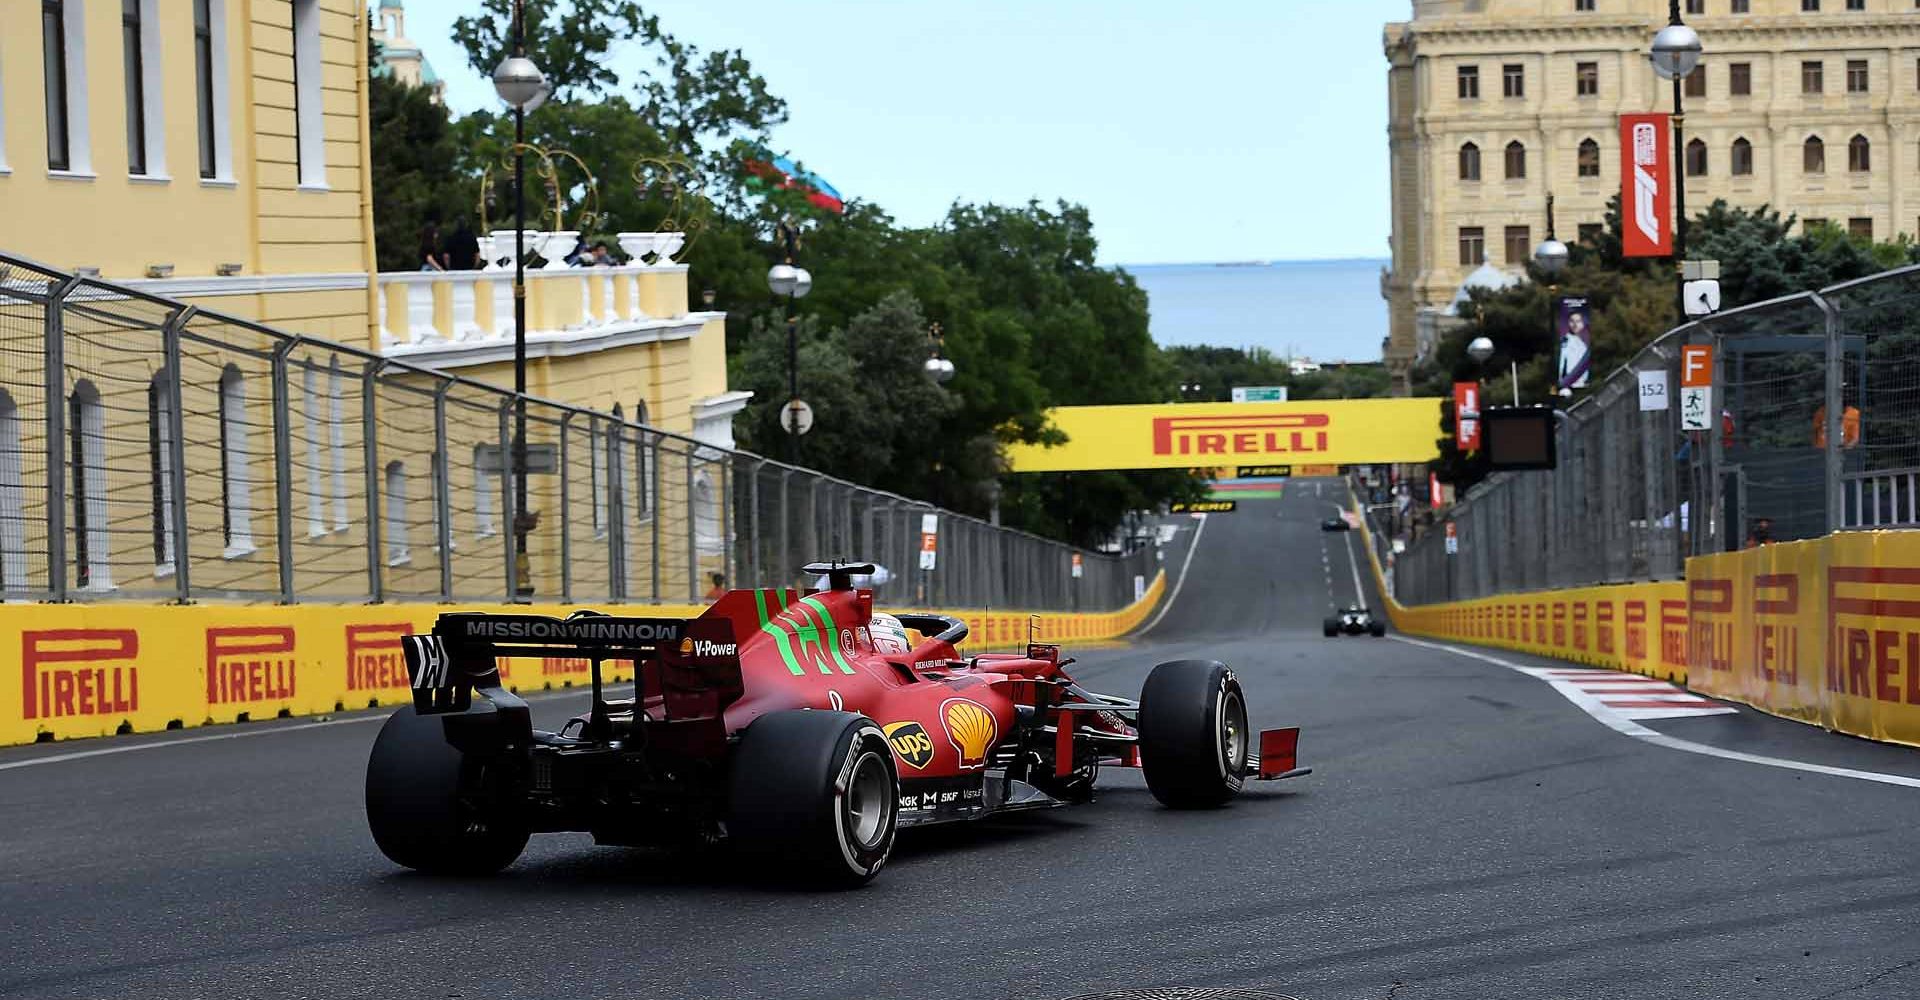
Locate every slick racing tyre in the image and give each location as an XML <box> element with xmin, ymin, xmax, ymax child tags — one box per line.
<box><xmin>1369</xmin><ymin>619</ymin><xmax>1387</xmax><ymax>637</ymax></box>
<box><xmin>729</xmin><ymin>710</ymin><xmax>898</xmax><ymax>887</ymax></box>
<box><xmin>365</xmin><ymin>708</ymin><xmax>529</xmax><ymax>875</ymax></box>
<box><xmin>1138</xmin><ymin>659</ymin><xmax>1248</xmax><ymax>809</ymax></box>
<box><xmin>1322</xmin><ymin>618</ymin><xmax>1339</xmax><ymax>638</ymax></box>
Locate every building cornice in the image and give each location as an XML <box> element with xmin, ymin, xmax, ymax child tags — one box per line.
<box><xmin>119</xmin><ymin>272</ymin><xmax>369</xmax><ymax>298</ymax></box>
<box><xmin>1400</xmin><ymin>18</ymin><xmax>1920</xmax><ymax>51</ymax></box>
<box><xmin>386</xmin><ymin>315</ymin><xmax>707</xmax><ymax>369</ymax></box>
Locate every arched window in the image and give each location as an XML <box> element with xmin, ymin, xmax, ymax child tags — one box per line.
<box><xmin>384</xmin><ymin>460</ymin><xmax>409</xmax><ymax>565</ymax></box>
<box><xmin>693</xmin><ymin>471</ymin><xmax>722</xmax><ymax>559</ymax></box>
<box><xmin>1849</xmin><ymin>133</ymin><xmax>1871</xmax><ymax>172</ymax></box>
<box><xmin>0</xmin><ymin>389</ymin><xmax>25</xmax><ymax>592</ymax></box>
<box><xmin>218</xmin><ymin>365</ymin><xmax>255</xmax><ymax>557</ymax></box>
<box><xmin>1504</xmin><ymin>140</ymin><xmax>1526</xmax><ymax>179</ymax></box>
<box><xmin>147</xmin><ymin>373</ymin><xmax>177</xmax><ymax>574</ymax></box>
<box><xmin>1686</xmin><ymin>138</ymin><xmax>1708</xmax><ymax>177</ymax></box>
<box><xmin>326</xmin><ymin>355</ymin><xmax>347</xmax><ymax>531</ymax></box>
<box><xmin>608</xmin><ymin>403</ymin><xmax>627</xmax><ymax>527</ymax></box>
<box><xmin>472</xmin><ymin>443</ymin><xmax>496</xmax><ymax>539</ymax></box>
<box><xmin>1804</xmin><ymin>135</ymin><xmax>1826</xmax><ymax>174</ymax></box>
<box><xmin>1459</xmin><ymin>142</ymin><xmax>1481</xmax><ymax>181</ymax></box>
<box><xmin>1577</xmin><ymin>138</ymin><xmax>1600</xmax><ymax>178</ymax></box>
<box><xmin>68</xmin><ymin>380</ymin><xmax>111</xmax><ymax>591</ymax></box>
<box><xmin>1731</xmin><ymin>137</ymin><xmax>1754</xmax><ymax>176</ymax></box>
<box><xmin>633</xmin><ymin>400</ymin><xmax>654</xmax><ymax>521</ymax></box>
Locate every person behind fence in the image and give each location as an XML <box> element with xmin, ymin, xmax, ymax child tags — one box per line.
<box><xmin>704</xmin><ymin>572</ymin><xmax>727</xmax><ymax>601</ymax></box>
<box><xmin>417</xmin><ymin>222</ymin><xmax>447</xmax><ymax>271</ymax></box>
<box><xmin>446</xmin><ymin>219</ymin><xmax>481</xmax><ymax>271</ymax></box>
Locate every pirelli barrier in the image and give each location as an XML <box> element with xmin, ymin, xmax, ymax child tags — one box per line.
<box><xmin>0</xmin><ymin>571</ymin><xmax>1165</xmax><ymax>747</ymax></box>
<box><xmin>1360</xmin><ymin>504</ymin><xmax>1920</xmax><ymax>748</ymax></box>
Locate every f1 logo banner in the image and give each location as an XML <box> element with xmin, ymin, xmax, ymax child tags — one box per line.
<box><xmin>1453</xmin><ymin>382</ymin><xmax>1481</xmax><ymax>452</ymax></box>
<box><xmin>1002</xmin><ymin>399</ymin><xmax>1443</xmax><ymax>473</ymax></box>
<box><xmin>1620</xmin><ymin>113</ymin><xmax>1673</xmax><ymax>258</ymax></box>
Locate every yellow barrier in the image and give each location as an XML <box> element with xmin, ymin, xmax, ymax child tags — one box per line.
<box><xmin>1352</xmin><ymin>487</ymin><xmax>1920</xmax><ymax>749</ymax></box>
<box><xmin>0</xmin><ymin>573</ymin><xmax>1166</xmax><ymax>746</ymax></box>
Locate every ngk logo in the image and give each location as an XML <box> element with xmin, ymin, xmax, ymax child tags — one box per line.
<box><xmin>1753</xmin><ymin>573</ymin><xmax>1800</xmax><ymax>685</ymax></box>
<box><xmin>1150</xmin><ymin>413</ymin><xmax>1330</xmax><ymax>457</ymax></box>
<box><xmin>205</xmin><ymin>627</ymin><xmax>296</xmax><ymax>705</ymax></box>
<box><xmin>1827</xmin><ymin>566</ymin><xmax>1920</xmax><ymax>703</ymax></box>
<box><xmin>23</xmin><ymin>629</ymin><xmax>139</xmax><ymax>720</ymax></box>
<box><xmin>345</xmin><ymin>623</ymin><xmax>413</xmax><ymax>691</ymax></box>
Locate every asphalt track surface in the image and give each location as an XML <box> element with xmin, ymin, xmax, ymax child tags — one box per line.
<box><xmin>5</xmin><ymin>479</ymin><xmax>1920</xmax><ymax>1000</ymax></box>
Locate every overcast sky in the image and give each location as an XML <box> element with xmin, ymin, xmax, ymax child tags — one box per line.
<box><xmin>389</xmin><ymin>1</ymin><xmax>1407</xmax><ymax>265</ymax></box>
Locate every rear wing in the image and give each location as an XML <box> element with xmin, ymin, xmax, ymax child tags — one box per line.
<box><xmin>402</xmin><ymin>612</ymin><xmax>744</xmax><ymax>734</ymax></box>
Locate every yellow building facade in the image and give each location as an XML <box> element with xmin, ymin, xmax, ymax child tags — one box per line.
<box><xmin>1382</xmin><ymin>0</ymin><xmax>1920</xmax><ymax>392</ymax></box>
<box><xmin>0</xmin><ymin>1</ymin><xmax>741</xmax><ymax>605</ymax></box>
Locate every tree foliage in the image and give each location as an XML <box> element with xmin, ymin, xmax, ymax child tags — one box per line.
<box><xmin>368</xmin><ymin>65</ymin><xmax>475</xmax><ymax>271</ymax></box>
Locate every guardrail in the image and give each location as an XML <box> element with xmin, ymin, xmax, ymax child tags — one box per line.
<box><xmin>0</xmin><ymin>252</ymin><xmax>1158</xmax><ymax>611</ymax></box>
<box><xmin>1388</xmin><ymin>263</ymin><xmax>1920</xmax><ymax>606</ymax></box>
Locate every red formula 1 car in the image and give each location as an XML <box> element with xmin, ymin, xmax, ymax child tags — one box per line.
<box><xmin>366</xmin><ymin>563</ymin><xmax>1309</xmax><ymax>885</ymax></box>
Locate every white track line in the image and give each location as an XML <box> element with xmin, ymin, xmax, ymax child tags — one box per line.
<box><xmin>0</xmin><ymin>684</ymin><xmax>628</xmax><ymax>772</ymax></box>
<box><xmin>1137</xmin><ymin>512</ymin><xmax>1210</xmax><ymax>638</ymax></box>
<box><xmin>1394</xmin><ymin>635</ymin><xmax>1920</xmax><ymax>790</ymax></box>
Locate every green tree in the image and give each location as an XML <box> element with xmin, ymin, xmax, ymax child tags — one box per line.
<box><xmin>368</xmin><ymin>65</ymin><xmax>474</xmax><ymax>271</ymax></box>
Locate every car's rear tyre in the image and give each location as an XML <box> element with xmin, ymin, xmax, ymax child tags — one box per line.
<box><xmin>728</xmin><ymin>710</ymin><xmax>897</xmax><ymax>887</ymax></box>
<box><xmin>1138</xmin><ymin>659</ymin><xmax>1248</xmax><ymax>809</ymax></box>
<box><xmin>1369</xmin><ymin>619</ymin><xmax>1387</xmax><ymax>637</ymax></box>
<box><xmin>1322</xmin><ymin>618</ymin><xmax>1339</xmax><ymax>638</ymax></box>
<box><xmin>365</xmin><ymin>708</ymin><xmax>529</xmax><ymax>875</ymax></box>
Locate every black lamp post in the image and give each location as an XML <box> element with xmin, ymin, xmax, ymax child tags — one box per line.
<box><xmin>1651</xmin><ymin>1</ymin><xmax>1703</xmax><ymax>320</ymax></box>
<box><xmin>492</xmin><ymin>1</ymin><xmax>546</xmax><ymax>600</ymax></box>
<box><xmin>766</xmin><ymin>218</ymin><xmax>812</xmax><ymax>462</ymax></box>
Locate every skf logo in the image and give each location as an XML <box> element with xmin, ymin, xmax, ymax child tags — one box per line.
<box><xmin>1827</xmin><ymin>566</ymin><xmax>1920</xmax><ymax>703</ymax></box>
<box><xmin>205</xmin><ymin>626</ymin><xmax>296</xmax><ymax>705</ymax></box>
<box><xmin>1753</xmin><ymin>573</ymin><xmax>1799</xmax><ymax>684</ymax></box>
<box><xmin>22</xmin><ymin>629</ymin><xmax>139</xmax><ymax>720</ymax></box>
<box><xmin>883</xmin><ymin>721</ymin><xmax>934</xmax><ymax>770</ymax></box>
<box><xmin>1151</xmin><ymin>413</ymin><xmax>1330</xmax><ymax>457</ymax></box>
<box><xmin>345</xmin><ymin>623</ymin><xmax>413</xmax><ymax>691</ymax></box>
<box><xmin>941</xmin><ymin>698</ymin><xmax>998</xmax><ymax>770</ymax></box>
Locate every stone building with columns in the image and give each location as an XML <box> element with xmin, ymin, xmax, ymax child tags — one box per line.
<box><xmin>1382</xmin><ymin>0</ymin><xmax>1920</xmax><ymax>394</ymax></box>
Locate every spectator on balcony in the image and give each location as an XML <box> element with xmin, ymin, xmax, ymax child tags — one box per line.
<box><xmin>563</xmin><ymin>234</ymin><xmax>592</xmax><ymax>266</ymax></box>
<box><xmin>418</xmin><ymin>223</ymin><xmax>448</xmax><ymax>272</ymax></box>
<box><xmin>446</xmin><ymin>219</ymin><xmax>481</xmax><ymax>271</ymax></box>
<box><xmin>585</xmin><ymin>243</ymin><xmax>614</xmax><ymax>267</ymax></box>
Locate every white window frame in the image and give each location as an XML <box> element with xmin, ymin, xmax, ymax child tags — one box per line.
<box><xmin>328</xmin><ymin>356</ymin><xmax>348</xmax><ymax>531</ymax></box>
<box><xmin>0</xmin><ymin>391</ymin><xmax>25</xmax><ymax>592</ymax></box>
<box><xmin>195</xmin><ymin>0</ymin><xmax>234</xmax><ymax>183</ymax></box>
<box><xmin>473</xmin><ymin>450</ymin><xmax>496</xmax><ymax>539</ymax></box>
<box><xmin>48</xmin><ymin>0</ymin><xmax>93</xmax><ymax>177</ymax></box>
<box><xmin>302</xmin><ymin>365</ymin><xmax>325</xmax><ymax>536</ymax></box>
<box><xmin>218</xmin><ymin>367</ymin><xmax>256</xmax><ymax>559</ymax></box>
<box><xmin>292</xmin><ymin>0</ymin><xmax>326</xmax><ymax>189</ymax></box>
<box><xmin>633</xmin><ymin>401</ymin><xmax>654</xmax><ymax>522</ymax></box>
<box><xmin>384</xmin><ymin>460</ymin><xmax>410</xmax><ymax>566</ymax></box>
<box><xmin>124</xmin><ymin>0</ymin><xmax>166</xmax><ymax>179</ymax></box>
<box><xmin>590</xmin><ymin>419</ymin><xmax>608</xmax><ymax>538</ymax></box>
<box><xmin>71</xmin><ymin>383</ymin><xmax>112</xmax><ymax>591</ymax></box>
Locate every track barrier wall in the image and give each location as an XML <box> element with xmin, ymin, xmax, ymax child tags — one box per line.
<box><xmin>0</xmin><ymin>572</ymin><xmax>1164</xmax><ymax>746</ymax></box>
<box><xmin>1360</xmin><ymin>490</ymin><xmax>1920</xmax><ymax>749</ymax></box>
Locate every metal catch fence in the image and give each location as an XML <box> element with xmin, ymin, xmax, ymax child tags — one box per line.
<box><xmin>1388</xmin><ymin>263</ymin><xmax>1920</xmax><ymax>606</ymax></box>
<box><xmin>0</xmin><ymin>253</ymin><xmax>1156</xmax><ymax>611</ymax></box>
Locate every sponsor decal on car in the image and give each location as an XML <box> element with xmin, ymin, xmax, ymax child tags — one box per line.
<box><xmin>883</xmin><ymin>721</ymin><xmax>935</xmax><ymax>770</ymax></box>
<box><xmin>941</xmin><ymin>698</ymin><xmax>998</xmax><ymax>770</ymax></box>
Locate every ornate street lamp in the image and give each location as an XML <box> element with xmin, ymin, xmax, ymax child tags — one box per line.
<box><xmin>493</xmin><ymin>0</ymin><xmax>546</xmax><ymax>600</ymax></box>
<box><xmin>1650</xmin><ymin>0</ymin><xmax>1703</xmax><ymax>319</ymax></box>
<box><xmin>923</xmin><ymin>322</ymin><xmax>955</xmax><ymax>383</ymax></box>
<box><xmin>767</xmin><ymin>218</ymin><xmax>812</xmax><ymax>461</ymax></box>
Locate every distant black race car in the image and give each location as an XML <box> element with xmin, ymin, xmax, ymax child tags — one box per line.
<box><xmin>1320</xmin><ymin>517</ymin><xmax>1350</xmax><ymax>532</ymax></box>
<box><xmin>1324</xmin><ymin>607</ymin><xmax>1386</xmax><ymax>638</ymax></box>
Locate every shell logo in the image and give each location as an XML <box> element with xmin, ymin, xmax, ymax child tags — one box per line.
<box><xmin>941</xmin><ymin>698</ymin><xmax>998</xmax><ymax>770</ymax></box>
<box><xmin>677</xmin><ymin>637</ymin><xmax>693</xmax><ymax>655</ymax></box>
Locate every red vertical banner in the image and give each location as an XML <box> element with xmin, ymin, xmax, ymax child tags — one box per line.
<box><xmin>1620</xmin><ymin>113</ymin><xmax>1673</xmax><ymax>258</ymax></box>
<box><xmin>1429</xmin><ymin>472</ymin><xmax>1443</xmax><ymax>509</ymax></box>
<box><xmin>1452</xmin><ymin>381</ymin><xmax>1481</xmax><ymax>451</ymax></box>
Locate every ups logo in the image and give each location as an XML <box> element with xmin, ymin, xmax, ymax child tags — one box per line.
<box><xmin>883</xmin><ymin>721</ymin><xmax>934</xmax><ymax>770</ymax></box>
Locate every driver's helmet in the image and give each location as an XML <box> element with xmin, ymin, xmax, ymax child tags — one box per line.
<box><xmin>868</xmin><ymin>612</ymin><xmax>911</xmax><ymax>655</ymax></box>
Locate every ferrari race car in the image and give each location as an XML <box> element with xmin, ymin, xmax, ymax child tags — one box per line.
<box><xmin>366</xmin><ymin>563</ymin><xmax>1310</xmax><ymax>886</ymax></box>
<box><xmin>1324</xmin><ymin>606</ymin><xmax>1386</xmax><ymax>638</ymax></box>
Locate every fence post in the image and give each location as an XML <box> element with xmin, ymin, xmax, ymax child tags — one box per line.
<box><xmin>363</xmin><ymin>360</ymin><xmax>388</xmax><ymax>603</ymax></box>
<box><xmin>650</xmin><ymin>434</ymin><xmax>661</xmax><ymax>601</ymax></box>
<box><xmin>559</xmin><ymin>411</ymin><xmax>573</xmax><ymax>605</ymax></box>
<box><xmin>160</xmin><ymin>304</ymin><xmax>196</xmax><ymax>603</ymax></box>
<box><xmin>685</xmin><ymin>454</ymin><xmax>698</xmax><ymax>602</ymax></box>
<box><xmin>272</xmin><ymin>338</ymin><xmax>300</xmax><ymax>603</ymax></box>
<box><xmin>1813</xmin><ymin>293</ymin><xmax>1844</xmax><ymax>533</ymax></box>
<box><xmin>42</xmin><ymin>276</ymin><xmax>80</xmax><ymax>601</ymax></box>
<box><xmin>609</xmin><ymin>420</ymin><xmax>626</xmax><ymax>604</ymax></box>
<box><xmin>497</xmin><ymin>398</ymin><xmax>514</xmax><ymax>603</ymax></box>
<box><xmin>432</xmin><ymin>380</ymin><xmax>453</xmax><ymax>603</ymax></box>
<box><xmin>749</xmin><ymin>459</ymin><xmax>767</xmax><ymax>587</ymax></box>
<box><xmin>778</xmin><ymin>469</ymin><xmax>792</xmax><ymax>584</ymax></box>
<box><xmin>719</xmin><ymin>456</ymin><xmax>732</xmax><ymax>593</ymax></box>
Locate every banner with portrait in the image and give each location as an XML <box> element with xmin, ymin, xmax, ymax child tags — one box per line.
<box><xmin>1556</xmin><ymin>296</ymin><xmax>1593</xmax><ymax>391</ymax></box>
